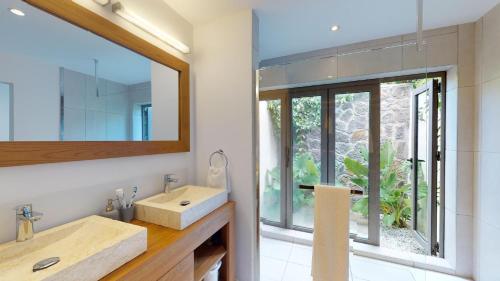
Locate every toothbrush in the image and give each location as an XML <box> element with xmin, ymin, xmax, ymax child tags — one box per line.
<box><xmin>115</xmin><ymin>188</ymin><xmax>125</xmax><ymax>209</ymax></box>
<box><xmin>127</xmin><ymin>186</ymin><xmax>138</xmax><ymax>208</ymax></box>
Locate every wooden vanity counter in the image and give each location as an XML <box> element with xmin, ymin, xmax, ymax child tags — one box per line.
<box><xmin>102</xmin><ymin>202</ymin><xmax>235</xmax><ymax>281</ymax></box>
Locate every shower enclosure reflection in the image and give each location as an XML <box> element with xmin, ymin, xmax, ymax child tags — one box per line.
<box><xmin>0</xmin><ymin>83</ymin><xmax>12</xmax><ymax>141</ymax></box>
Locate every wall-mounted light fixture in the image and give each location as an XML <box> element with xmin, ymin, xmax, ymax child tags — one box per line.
<box><xmin>112</xmin><ymin>2</ymin><xmax>190</xmax><ymax>54</ymax></box>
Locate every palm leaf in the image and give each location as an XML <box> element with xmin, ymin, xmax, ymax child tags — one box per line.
<box><xmin>344</xmin><ymin>157</ymin><xmax>368</xmax><ymax>177</ymax></box>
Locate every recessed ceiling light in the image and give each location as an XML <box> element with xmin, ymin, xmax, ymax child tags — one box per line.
<box><xmin>330</xmin><ymin>25</ymin><xmax>340</xmax><ymax>32</ymax></box>
<box><xmin>9</xmin><ymin>8</ymin><xmax>25</xmax><ymax>16</ymax></box>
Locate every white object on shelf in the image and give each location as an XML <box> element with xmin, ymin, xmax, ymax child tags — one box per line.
<box><xmin>204</xmin><ymin>260</ymin><xmax>222</xmax><ymax>281</ymax></box>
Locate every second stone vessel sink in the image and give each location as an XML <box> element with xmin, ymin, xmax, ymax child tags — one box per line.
<box><xmin>135</xmin><ymin>185</ymin><xmax>228</xmax><ymax>230</ymax></box>
<box><xmin>0</xmin><ymin>215</ymin><xmax>147</xmax><ymax>281</ymax></box>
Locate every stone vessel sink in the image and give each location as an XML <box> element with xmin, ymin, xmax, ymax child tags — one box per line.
<box><xmin>135</xmin><ymin>185</ymin><xmax>228</xmax><ymax>230</ymax></box>
<box><xmin>0</xmin><ymin>215</ymin><xmax>147</xmax><ymax>281</ymax></box>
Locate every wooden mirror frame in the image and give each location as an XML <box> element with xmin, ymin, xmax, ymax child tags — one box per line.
<box><xmin>0</xmin><ymin>0</ymin><xmax>190</xmax><ymax>167</ymax></box>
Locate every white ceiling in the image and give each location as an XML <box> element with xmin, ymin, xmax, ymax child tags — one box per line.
<box><xmin>0</xmin><ymin>0</ymin><xmax>151</xmax><ymax>85</ymax></box>
<box><xmin>163</xmin><ymin>0</ymin><xmax>500</xmax><ymax>60</ymax></box>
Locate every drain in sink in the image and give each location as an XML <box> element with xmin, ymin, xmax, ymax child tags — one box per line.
<box><xmin>180</xmin><ymin>200</ymin><xmax>191</xmax><ymax>206</ymax></box>
<box><xmin>33</xmin><ymin>257</ymin><xmax>60</xmax><ymax>272</ymax></box>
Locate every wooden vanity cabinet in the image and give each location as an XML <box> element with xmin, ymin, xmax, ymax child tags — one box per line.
<box><xmin>102</xmin><ymin>202</ymin><xmax>235</xmax><ymax>281</ymax></box>
<box><xmin>158</xmin><ymin>253</ymin><xmax>194</xmax><ymax>281</ymax></box>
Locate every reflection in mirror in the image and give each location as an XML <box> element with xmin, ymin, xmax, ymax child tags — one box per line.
<box><xmin>0</xmin><ymin>1</ymin><xmax>179</xmax><ymax>141</ymax></box>
<box><xmin>0</xmin><ymin>83</ymin><xmax>12</xmax><ymax>141</ymax></box>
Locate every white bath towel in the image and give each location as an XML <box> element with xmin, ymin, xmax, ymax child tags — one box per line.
<box><xmin>207</xmin><ymin>165</ymin><xmax>231</xmax><ymax>193</ymax></box>
<box><xmin>311</xmin><ymin>185</ymin><xmax>350</xmax><ymax>281</ymax></box>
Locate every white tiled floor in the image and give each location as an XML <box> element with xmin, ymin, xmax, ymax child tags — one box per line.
<box><xmin>260</xmin><ymin>237</ymin><xmax>471</xmax><ymax>281</ymax></box>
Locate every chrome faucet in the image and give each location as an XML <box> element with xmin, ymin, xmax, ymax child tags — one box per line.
<box><xmin>16</xmin><ymin>204</ymin><xmax>43</xmax><ymax>242</ymax></box>
<box><xmin>164</xmin><ymin>174</ymin><xmax>179</xmax><ymax>193</ymax></box>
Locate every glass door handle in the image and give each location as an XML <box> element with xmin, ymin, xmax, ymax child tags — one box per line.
<box><xmin>298</xmin><ymin>184</ymin><xmax>363</xmax><ymax>195</ymax></box>
<box><xmin>298</xmin><ymin>184</ymin><xmax>314</xmax><ymax>190</ymax></box>
<box><xmin>406</xmin><ymin>158</ymin><xmax>425</xmax><ymax>163</ymax></box>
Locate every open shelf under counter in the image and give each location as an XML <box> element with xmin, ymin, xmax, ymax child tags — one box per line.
<box><xmin>194</xmin><ymin>244</ymin><xmax>227</xmax><ymax>281</ymax></box>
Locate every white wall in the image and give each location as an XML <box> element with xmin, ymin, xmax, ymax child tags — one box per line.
<box><xmin>193</xmin><ymin>10</ymin><xmax>258</xmax><ymax>281</ymax></box>
<box><xmin>473</xmin><ymin>3</ymin><xmax>500</xmax><ymax>280</ymax></box>
<box><xmin>0</xmin><ymin>53</ymin><xmax>59</xmax><ymax>141</ymax></box>
<box><xmin>442</xmin><ymin>23</ymin><xmax>476</xmax><ymax>278</ymax></box>
<box><xmin>0</xmin><ymin>0</ymin><xmax>194</xmax><ymax>244</ymax></box>
<box><xmin>0</xmin><ymin>83</ymin><xmax>11</xmax><ymax>141</ymax></box>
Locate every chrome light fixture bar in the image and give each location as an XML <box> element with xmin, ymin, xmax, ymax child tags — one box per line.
<box><xmin>112</xmin><ymin>2</ymin><xmax>190</xmax><ymax>54</ymax></box>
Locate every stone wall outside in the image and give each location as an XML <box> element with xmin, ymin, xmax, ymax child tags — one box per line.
<box><xmin>300</xmin><ymin>83</ymin><xmax>413</xmax><ymax>185</ymax></box>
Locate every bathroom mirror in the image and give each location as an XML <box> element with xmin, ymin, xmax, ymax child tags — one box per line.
<box><xmin>0</xmin><ymin>0</ymin><xmax>189</xmax><ymax>166</ymax></box>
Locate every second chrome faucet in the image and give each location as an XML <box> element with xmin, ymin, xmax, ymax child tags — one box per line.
<box><xmin>163</xmin><ymin>174</ymin><xmax>179</xmax><ymax>193</ymax></box>
<box><xmin>16</xmin><ymin>204</ymin><xmax>43</xmax><ymax>242</ymax></box>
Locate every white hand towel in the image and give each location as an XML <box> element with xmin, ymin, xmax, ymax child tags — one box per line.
<box><xmin>207</xmin><ymin>166</ymin><xmax>231</xmax><ymax>193</ymax></box>
<box><xmin>311</xmin><ymin>185</ymin><xmax>350</xmax><ymax>281</ymax></box>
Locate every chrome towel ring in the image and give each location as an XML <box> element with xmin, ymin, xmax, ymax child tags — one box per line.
<box><xmin>209</xmin><ymin>149</ymin><xmax>228</xmax><ymax>168</ymax></box>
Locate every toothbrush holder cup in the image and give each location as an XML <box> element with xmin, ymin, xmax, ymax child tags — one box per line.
<box><xmin>119</xmin><ymin>205</ymin><xmax>135</xmax><ymax>223</ymax></box>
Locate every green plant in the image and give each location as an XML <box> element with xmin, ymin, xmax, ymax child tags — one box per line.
<box><xmin>262</xmin><ymin>166</ymin><xmax>281</xmax><ymax>220</ymax></box>
<box><xmin>267</xmin><ymin>100</ymin><xmax>281</xmax><ymax>137</ymax></box>
<box><xmin>291</xmin><ymin>97</ymin><xmax>321</xmax><ymax>153</ymax></box>
<box><xmin>263</xmin><ymin>152</ymin><xmax>320</xmax><ymax>216</ymax></box>
<box><xmin>262</xmin><ymin>97</ymin><xmax>322</xmax><ymax>219</ymax></box>
<box><xmin>345</xmin><ymin>142</ymin><xmax>413</xmax><ymax>228</ymax></box>
<box><xmin>292</xmin><ymin>152</ymin><xmax>320</xmax><ymax>207</ymax></box>
<box><xmin>336</xmin><ymin>94</ymin><xmax>354</xmax><ymax>106</ymax></box>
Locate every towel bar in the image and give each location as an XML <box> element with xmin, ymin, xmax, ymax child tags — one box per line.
<box><xmin>209</xmin><ymin>149</ymin><xmax>229</xmax><ymax>168</ymax></box>
<box><xmin>298</xmin><ymin>184</ymin><xmax>363</xmax><ymax>195</ymax></box>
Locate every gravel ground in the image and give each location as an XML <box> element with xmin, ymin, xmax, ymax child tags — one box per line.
<box><xmin>380</xmin><ymin>223</ymin><xmax>427</xmax><ymax>255</ymax></box>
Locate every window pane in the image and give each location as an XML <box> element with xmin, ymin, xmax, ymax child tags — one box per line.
<box><xmin>291</xmin><ymin>96</ymin><xmax>322</xmax><ymax>229</ymax></box>
<box><xmin>259</xmin><ymin>100</ymin><xmax>282</xmax><ymax>223</ymax></box>
<box><xmin>416</xmin><ymin>91</ymin><xmax>430</xmax><ymax>239</ymax></box>
<box><xmin>334</xmin><ymin>92</ymin><xmax>370</xmax><ymax>239</ymax></box>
